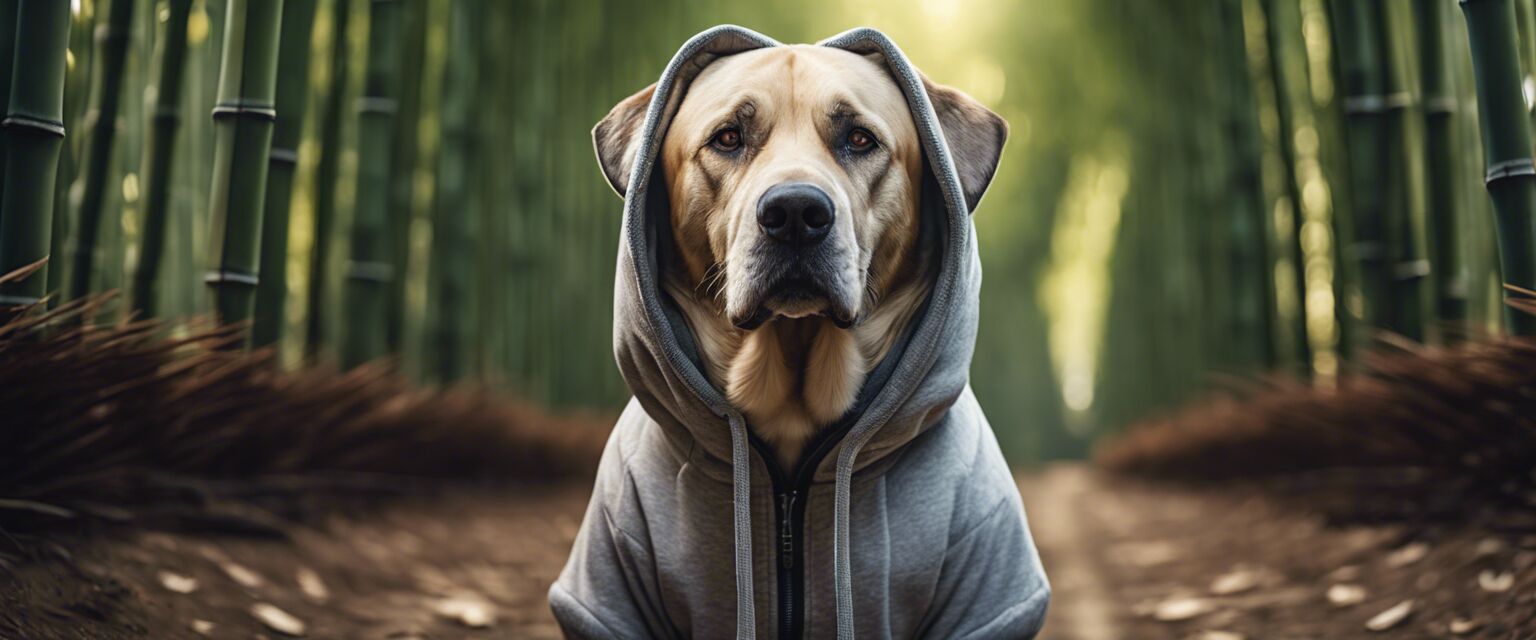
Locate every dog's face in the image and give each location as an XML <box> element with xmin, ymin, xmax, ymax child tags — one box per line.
<box><xmin>595</xmin><ymin>44</ymin><xmax>1006</xmax><ymax>336</ymax></box>
<box><xmin>658</xmin><ymin>46</ymin><xmax>923</xmax><ymax>331</ymax></box>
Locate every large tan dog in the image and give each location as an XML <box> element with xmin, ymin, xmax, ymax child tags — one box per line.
<box><xmin>594</xmin><ymin>44</ymin><xmax>1005</xmax><ymax>471</ymax></box>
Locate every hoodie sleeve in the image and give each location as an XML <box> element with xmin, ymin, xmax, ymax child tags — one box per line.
<box><xmin>920</xmin><ymin>493</ymin><xmax>1051</xmax><ymax>639</ymax></box>
<box><xmin>548</xmin><ymin>425</ymin><xmax>674</xmax><ymax>640</ymax></box>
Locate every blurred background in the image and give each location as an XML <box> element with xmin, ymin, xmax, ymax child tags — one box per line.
<box><xmin>38</xmin><ymin>0</ymin><xmax>1512</xmax><ymax>464</ymax></box>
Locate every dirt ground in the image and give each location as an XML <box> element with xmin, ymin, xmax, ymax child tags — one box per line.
<box><xmin>3</xmin><ymin>465</ymin><xmax>1532</xmax><ymax>639</ymax></box>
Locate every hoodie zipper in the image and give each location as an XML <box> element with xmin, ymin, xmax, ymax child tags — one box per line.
<box><xmin>750</xmin><ymin>429</ymin><xmax>849</xmax><ymax>640</ymax></box>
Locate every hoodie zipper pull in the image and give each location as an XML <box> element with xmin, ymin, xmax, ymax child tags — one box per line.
<box><xmin>779</xmin><ymin>491</ymin><xmax>797</xmax><ymax>570</ymax></box>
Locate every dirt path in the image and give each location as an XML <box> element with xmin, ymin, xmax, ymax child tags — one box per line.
<box><xmin>4</xmin><ymin>465</ymin><xmax>1532</xmax><ymax>638</ymax></box>
<box><xmin>1021</xmin><ymin>464</ymin><xmax>1534</xmax><ymax>639</ymax></box>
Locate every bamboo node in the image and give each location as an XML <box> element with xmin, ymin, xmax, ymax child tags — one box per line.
<box><xmin>1424</xmin><ymin>96</ymin><xmax>1458</xmax><ymax>115</ymax></box>
<box><xmin>1484</xmin><ymin>158</ymin><xmax>1536</xmax><ymax>184</ymax></box>
<box><xmin>355</xmin><ymin>97</ymin><xmax>399</xmax><ymax>116</ymax></box>
<box><xmin>268</xmin><ymin>147</ymin><xmax>299</xmax><ymax>166</ymax></box>
<box><xmin>212</xmin><ymin>100</ymin><xmax>278</xmax><ymax>122</ymax></box>
<box><xmin>152</xmin><ymin>105</ymin><xmax>183</xmax><ymax>124</ymax></box>
<box><xmin>1343</xmin><ymin>92</ymin><xmax>1413</xmax><ymax>114</ymax></box>
<box><xmin>1393</xmin><ymin>260</ymin><xmax>1432</xmax><ymax>281</ymax></box>
<box><xmin>1</xmin><ymin>114</ymin><xmax>66</xmax><ymax>138</ymax></box>
<box><xmin>345</xmin><ymin>261</ymin><xmax>395</xmax><ymax>283</ymax></box>
<box><xmin>204</xmin><ymin>269</ymin><xmax>260</xmax><ymax>287</ymax></box>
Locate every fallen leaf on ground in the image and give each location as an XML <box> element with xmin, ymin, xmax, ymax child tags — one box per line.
<box><xmin>1477</xmin><ymin>570</ymin><xmax>1513</xmax><ymax>592</ymax></box>
<box><xmin>1152</xmin><ymin>597</ymin><xmax>1215</xmax><ymax>622</ymax></box>
<box><xmin>1191</xmin><ymin>632</ymin><xmax>1244</xmax><ymax>640</ymax></box>
<box><xmin>1474</xmin><ymin>538</ymin><xmax>1505</xmax><ymax>557</ymax></box>
<box><xmin>1365</xmin><ymin>600</ymin><xmax>1413</xmax><ymax>632</ymax></box>
<box><xmin>251</xmin><ymin>602</ymin><xmax>306</xmax><ymax>637</ymax></box>
<box><xmin>157</xmin><ymin>571</ymin><xmax>198</xmax><ymax>594</ymax></box>
<box><xmin>190</xmin><ymin>620</ymin><xmax>215</xmax><ymax>636</ymax></box>
<box><xmin>220</xmin><ymin>561</ymin><xmax>264</xmax><ymax>589</ymax></box>
<box><xmin>1327</xmin><ymin>583</ymin><xmax>1366</xmax><ymax>607</ymax></box>
<box><xmin>296</xmin><ymin>567</ymin><xmax>329</xmax><ymax>602</ymax></box>
<box><xmin>1385</xmin><ymin>542</ymin><xmax>1429</xmax><ymax>568</ymax></box>
<box><xmin>1210</xmin><ymin>569</ymin><xmax>1260</xmax><ymax>595</ymax></box>
<box><xmin>434</xmin><ymin>595</ymin><xmax>497</xmax><ymax>628</ymax></box>
<box><xmin>1449</xmin><ymin>617</ymin><xmax>1481</xmax><ymax>635</ymax></box>
<box><xmin>1328</xmin><ymin>565</ymin><xmax>1361</xmax><ymax>581</ymax></box>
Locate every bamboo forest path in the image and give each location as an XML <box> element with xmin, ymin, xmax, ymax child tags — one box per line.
<box><xmin>5</xmin><ymin>465</ymin><xmax>1531</xmax><ymax>638</ymax></box>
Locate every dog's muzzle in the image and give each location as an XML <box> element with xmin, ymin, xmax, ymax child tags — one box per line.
<box><xmin>731</xmin><ymin>183</ymin><xmax>858</xmax><ymax>331</ymax></box>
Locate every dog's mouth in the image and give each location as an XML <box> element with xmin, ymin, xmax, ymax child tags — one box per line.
<box><xmin>732</xmin><ymin>277</ymin><xmax>857</xmax><ymax>331</ymax></box>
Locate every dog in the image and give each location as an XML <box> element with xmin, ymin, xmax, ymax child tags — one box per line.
<box><xmin>554</xmin><ymin>27</ymin><xmax>1047</xmax><ymax>639</ymax></box>
<box><xmin>594</xmin><ymin>44</ymin><xmax>1002</xmax><ymax>471</ymax></box>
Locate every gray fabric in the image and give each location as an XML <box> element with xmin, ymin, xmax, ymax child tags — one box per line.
<box><xmin>550</xmin><ymin>25</ymin><xmax>1049</xmax><ymax>639</ymax></box>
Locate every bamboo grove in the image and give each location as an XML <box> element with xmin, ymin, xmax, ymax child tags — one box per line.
<box><xmin>3</xmin><ymin>0</ymin><xmax>1536</xmax><ymax>462</ymax></box>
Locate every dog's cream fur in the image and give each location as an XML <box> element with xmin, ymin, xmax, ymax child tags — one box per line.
<box><xmin>595</xmin><ymin>45</ymin><xmax>1006</xmax><ymax>470</ymax></box>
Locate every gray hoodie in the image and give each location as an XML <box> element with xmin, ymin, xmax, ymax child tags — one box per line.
<box><xmin>549</xmin><ymin>25</ymin><xmax>1050</xmax><ymax>640</ymax></box>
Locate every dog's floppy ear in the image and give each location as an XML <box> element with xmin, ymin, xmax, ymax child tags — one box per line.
<box><xmin>593</xmin><ymin>84</ymin><xmax>657</xmax><ymax>198</ymax></box>
<box><xmin>922</xmin><ymin>78</ymin><xmax>1008</xmax><ymax>212</ymax></box>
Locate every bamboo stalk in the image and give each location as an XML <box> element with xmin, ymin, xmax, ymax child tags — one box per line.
<box><xmin>130</xmin><ymin>0</ymin><xmax>193</xmax><ymax>318</ymax></box>
<box><xmin>340</xmin><ymin>0</ymin><xmax>402</xmax><ymax>368</ymax></box>
<box><xmin>65</xmin><ymin>0</ymin><xmax>136</xmax><ymax>301</ymax></box>
<box><xmin>1330</xmin><ymin>0</ymin><xmax>1395</xmax><ymax>335</ymax></box>
<box><xmin>1417</xmin><ymin>0</ymin><xmax>1468</xmax><ymax>337</ymax></box>
<box><xmin>252</xmin><ymin>0</ymin><xmax>319</xmax><ymax>348</ymax></box>
<box><xmin>204</xmin><ymin>0</ymin><xmax>285</xmax><ymax>338</ymax></box>
<box><xmin>1461</xmin><ymin>0</ymin><xmax>1536</xmax><ymax>335</ymax></box>
<box><xmin>1375</xmin><ymin>0</ymin><xmax>1432</xmax><ymax>342</ymax></box>
<box><xmin>0</xmin><ymin>0</ymin><xmax>72</xmax><ymax>308</ymax></box>
<box><xmin>384</xmin><ymin>0</ymin><xmax>426</xmax><ymax>354</ymax></box>
<box><xmin>1222</xmin><ymin>0</ymin><xmax>1276</xmax><ymax>369</ymax></box>
<box><xmin>0</xmin><ymin>0</ymin><xmax>18</xmax><ymax>214</ymax></box>
<box><xmin>47</xmin><ymin>7</ymin><xmax>99</xmax><ymax>302</ymax></box>
<box><xmin>426</xmin><ymin>0</ymin><xmax>479</xmax><ymax>382</ymax></box>
<box><xmin>1261</xmin><ymin>0</ymin><xmax>1315</xmax><ymax>368</ymax></box>
<box><xmin>305</xmin><ymin>0</ymin><xmax>351</xmax><ymax>360</ymax></box>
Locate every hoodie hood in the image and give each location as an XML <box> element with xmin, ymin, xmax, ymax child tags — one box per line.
<box><xmin>610</xmin><ymin>25</ymin><xmax>985</xmax><ymax>639</ymax></box>
<box><xmin>613</xmin><ymin>25</ymin><xmax>982</xmax><ymax>485</ymax></box>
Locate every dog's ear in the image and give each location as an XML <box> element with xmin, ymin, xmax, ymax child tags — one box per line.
<box><xmin>922</xmin><ymin>78</ymin><xmax>1008</xmax><ymax>212</ymax></box>
<box><xmin>593</xmin><ymin>84</ymin><xmax>657</xmax><ymax>198</ymax></box>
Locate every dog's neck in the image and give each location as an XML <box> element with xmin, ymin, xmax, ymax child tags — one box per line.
<box><xmin>664</xmin><ymin>260</ymin><xmax>930</xmax><ymax>472</ymax></box>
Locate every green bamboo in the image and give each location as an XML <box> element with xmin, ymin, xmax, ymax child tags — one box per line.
<box><xmin>0</xmin><ymin>0</ymin><xmax>71</xmax><ymax>306</ymax></box>
<box><xmin>1417</xmin><ymin>0</ymin><xmax>1468</xmax><ymax>336</ymax></box>
<box><xmin>130</xmin><ymin>0</ymin><xmax>192</xmax><ymax>318</ymax></box>
<box><xmin>252</xmin><ymin>0</ymin><xmax>319</xmax><ymax>348</ymax></box>
<box><xmin>204</xmin><ymin>0</ymin><xmax>285</xmax><ymax>337</ymax></box>
<box><xmin>47</xmin><ymin>6</ymin><xmax>99</xmax><ymax>302</ymax></box>
<box><xmin>1375</xmin><ymin>0</ymin><xmax>1433</xmax><ymax>342</ymax></box>
<box><xmin>1330</xmin><ymin>0</ymin><xmax>1395</xmax><ymax>335</ymax></box>
<box><xmin>1221</xmin><ymin>0</ymin><xmax>1276</xmax><ymax>369</ymax></box>
<box><xmin>340</xmin><ymin>0</ymin><xmax>402</xmax><ymax>368</ymax></box>
<box><xmin>426</xmin><ymin>0</ymin><xmax>479</xmax><ymax>382</ymax></box>
<box><xmin>65</xmin><ymin>0</ymin><xmax>136</xmax><ymax>301</ymax></box>
<box><xmin>385</xmin><ymin>0</ymin><xmax>426</xmax><ymax>353</ymax></box>
<box><xmin>1261</xmin><ymin>0</ymin><xmax>1315</xmax><ymax>368</ymax></box>
<box><xmin>1461</xmin><ymin>0</ymin><xmax>1536</xmax><ymax>335</ymax></box>
<box><xmin>305</xmin><ymin>0</ymin><xmax>351</xmax><ymax>360</ymax></box>
<box><xmin>0</xmin><ymin>0</ymin><xmax>18</xmax><ymax>214</ymax></box>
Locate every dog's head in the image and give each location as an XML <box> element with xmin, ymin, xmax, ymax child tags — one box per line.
<box><xmin>596</xmin><ymin>44</ymin><xmax>1006</xmax><ymax>332</ymax></box>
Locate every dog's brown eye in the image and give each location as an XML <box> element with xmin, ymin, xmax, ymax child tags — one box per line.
<box><xmin>712</xmin><ymin>129</ymin><xmax>742</xmax><ymax>152</ymax></box>
<box><xmin>847</xmin><ymin>128</ymin><xmax>876</xmax><ymax>152</ymax></box>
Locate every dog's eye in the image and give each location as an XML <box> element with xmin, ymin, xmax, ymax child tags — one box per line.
<box><xmin>711</xmin><ymin>128</ymin><xmax>743</xmax><ymax>152</ymax></box>
<box><xmin>847</xmin><ymin>128</ymin><xmax>877</xmax><ymax>152</ymax></box>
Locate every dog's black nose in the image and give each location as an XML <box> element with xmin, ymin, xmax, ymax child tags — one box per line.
<box><xmin>757</xmin><ymin>183</ymin><xmax>834</xmax><ymax>246</ymax></box>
